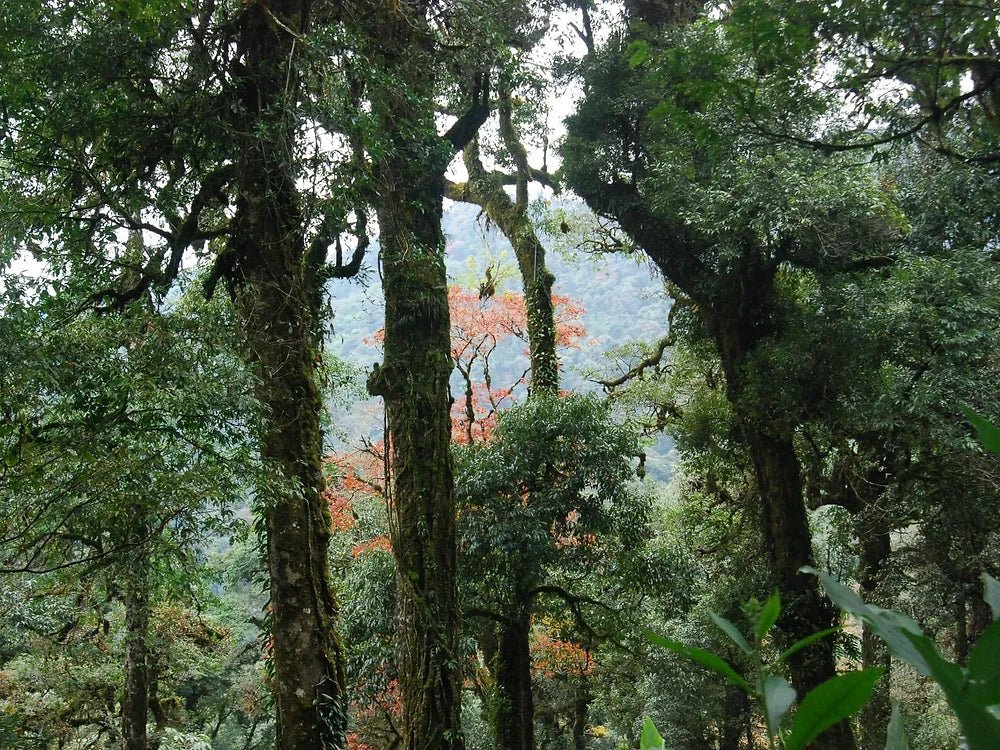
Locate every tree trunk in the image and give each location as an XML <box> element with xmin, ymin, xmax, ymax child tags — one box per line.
<box><xmin>740</xmin><ymin>425</ymin><xmax>853</xmax><ymax>749</ymax></box>
<box><xmin>718</xmin><ymin>684</ymin><xmax>749</xmax><ymax>750</ymax></box>
<box><xmin>710</xmin><ymin>274</ymin><xmax>855</xmax><ymax>750</ymax></box>
<box><xmin>570</xmin><ymin>680</ymin><xmax>590</xmax><ymax>750</ymax></box>
<box><xmin>228</xmin><ymin>3</ymin><xmax>347</xmax><ymax>747</ymax></box>
<box><xmin>122</xmin><ymin>537</ymin><xmax>150</xmax><ymax>750</ymax></box>
<box><xmin>366</xmin><ymin>7</ymin><xmax>465</xmax><ymax>747</ymax></box>
<box><xmin>492</xmin><ymin>610</ymin><xmax>534</xmax><ymax>750</ymax></box>
<box><xmin>858</xmin><ymin>518</ymin><xmax>892</xmax><ymax>750</ymax></box>
<box><xmin>457</xmin><ymin>105</ymin><xmax>559</xmax><ymax>395</ymax></box>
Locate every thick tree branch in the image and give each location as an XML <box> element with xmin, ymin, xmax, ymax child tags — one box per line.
<box><xmin>444</xmin><ymin>72</ymin><xmax>490</xmax><ymax>152</ymax></box>
<box><xmin>91</xmin><ymin>164</ymin><xmax>236</xmax><ymax>310</ymax></box>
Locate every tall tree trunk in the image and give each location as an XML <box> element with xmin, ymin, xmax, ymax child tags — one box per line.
<box><xmin>122</xmin><ymin>530</ymin><xmax>150</xmax><ymax>750</ymax></box>
<box><xmin>711</xmin><ymin>275</ymin><xmax>855</xmax><ymax>750</ymax></box>
<box><xmin>570</xmin><ymin>680</ymin><xmax>591</xmax><ymax>750</ymax></box>
<box><xmin>741</xmin><ymin>428</ymin><xmax>845</xmax><ymax>684</ymax></box>
<box><xmin>492</xmin><ymin>609</ymin><xmax>534</xmax><ymax>750</ymax></box>
<box><xmin>228</xmin><ymin>3</ymin><xmax>346</xmax><ymax>747</ymax></box>
<box><xmin>365</xmin><ymin>6</ymin><xmax>467</xmax><ymax>747</ymax></box>
<box><xmin>718</xmin><ymin>684</ymin><xmax>749</xmax><ymax>750</ymax></box>
<box><xmin>857</xmin><ymin>517</ymin><xmax>891</xmax><ymax>750</ymax></box>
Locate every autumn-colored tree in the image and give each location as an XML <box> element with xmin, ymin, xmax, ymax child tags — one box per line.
<box><xmin>330</xmin><ymin>283</ymin><xmax>591</xmax><ymax>748</ymax></box>
<box><xmin>448</xmin><ymin>285</ymin><xmax>585</xmax><ymax>445</ymax></box>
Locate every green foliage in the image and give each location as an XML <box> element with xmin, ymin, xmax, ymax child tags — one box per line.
<box><xmin>456</xmin><ymin>394</ymin><xmax>647</xmax><ymax>600</ymax></box>
<box><xmin>644</xmin><ymin>592</ymin><xmax>885</xmax><ymax>749</ymax></box>
<box><xmin>806</xmin><ymin>567</ymin><xmax>1000</xmax><ymax>750</ymax></box>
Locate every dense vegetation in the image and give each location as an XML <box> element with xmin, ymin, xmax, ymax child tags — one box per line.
<box><xmin>1</xmin><ymin>1</ymin><xmax>998</xmax><ymax>749</ymax></box>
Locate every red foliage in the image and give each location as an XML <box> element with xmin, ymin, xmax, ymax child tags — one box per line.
<box><xmin>349</xmin><ymin>667</ymin><xmax>402</xmax><ymax>749</ymax></box>
<box><xmin>351</xmin><ymin>535</ymin><xmax>392</xmax><ymax>557</ymax></box>
<box><xmin>322</xmin><ymin>445</ymin><xmax>388</xmax><ymax>533</ymax></box>
<box><xmin>448</xmin><ymin>285</ymin><xmax>586</xmax><ymax>444</ymax></box>
<box><xmin>531</xmin><ymin>632</ymin><xmax>594</xmax><ymax>680</ymax></box>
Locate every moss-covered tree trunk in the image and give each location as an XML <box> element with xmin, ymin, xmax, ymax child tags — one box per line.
<box><xmin>365</xmin><ymin>4</ymin><xmax>468</xmax><ymax>747</ymax></box>
<box><xmin>708</xmin><ymin>263</ymin><xmax>854</xmax><ymax>750</ymax></box>
<box><xmin>491</xmin><ymin>608</ymin><xmax>534</xmax><ymax>750</ymax></box>
<box><xmin>451</xmin><ymin>87</ymin><xmax>560</xmax><ymax>395</ymax></box>
<box><xmin>227</xmin><ymin>2</ymin><xmax>346</xmax><ymax>747</ymax></box>
<box><xmin>122</xmin><ymin>523</ymin><xmax>150</xmax><ymax>750</ymax></box>
<box><xmin>457</xmin><ymin>137</ymin><xmax>558</xmax><ymax>395</ymax></box>
<box><xmin>567</xmin><ymin>191</ymin><xmax>852</xmax><ymax>745</ymax></box>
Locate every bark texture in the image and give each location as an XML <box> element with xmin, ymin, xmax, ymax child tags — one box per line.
<box><xmin>491</xmin><ymin>610</ymin><xmax>534</xmax><ymax>750</ymax></box>
<box><xmin>365</xmin><ymin>3</ymin><xmax>468</xmax><ymax>747</ymax></box>
<box><xmin>228</xmin><ymin>2</ymin><xmax>347</xmax><ymax>747</ymax></box>
<box><xmin>122</xmin><ymin>538</ymin><xmax>150</xmax><ymax>750</ymax></box>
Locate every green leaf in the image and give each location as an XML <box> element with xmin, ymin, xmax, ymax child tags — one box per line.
<box><xmin>962</xmin><ymin>406</ymin><xmax>1000</xmax><ymax>458</ymax></box>
<box><xmin>904</xmin><ymin>631</ymin><xmax>1000</xmax><ymax>749</ymax></box>
<box><xmin>783</xmin><ymin>668</ymin><xmax>884</xmax><ymax>750</ymax></box>
<box><xmin>983</xmin><ymin>573</ymin><xmax>1000</xmax><ymax>622</ymax></box>
<box><xmin>763</xmin><ymin>674</ymin><xmax>796</xmax><ymax>735</ymax></box>
<box><xmin>777</xmin><ymin>627</ymin><xmax>841</xmax><ymax>664</ymax></box>
<box><xmin>627</xmin><ymin>40</ymin><xmax>651</xmax><ymax>68</ymax></box>
<box><xmin>884</xmin><ymin>702</ymin><xmax>909</xmax><ymax>750</ymax></box>
<box><xmin>645</xmin><ymin>630</ymin><xmax>751</xmax><ymax>691</ymax></box>
<box><xmin>756</xmin><ymin>591</ymin><xmax>781</xmax><ymax>642</ymax></box>
<box><xmin>801</xmin><ymin>566</ymin><xmax>868</xmax><ymax>613</ymax></box>
<box><xmin>711</xmin><ymin>612</ymin><xmax>753</xmax><ymax>655</ymax></box>
<box><xmin>904</xmin><ymin>631</ymin><xmax>964</xmax><ymax>694</ymax></box>
<box><xmin>968</xmin><ymin>620</ymin><xmax>1000</xmax><ymax>694</ymax></box>
<box><xmin>804</xmin><ymin>567</ymin><xmax>931</xmax><ymax>675</ymax></box>
<box><xmin>640</xmin><ymin>716</ymin><xmax>664</xmax><ymax>750</ymax></box>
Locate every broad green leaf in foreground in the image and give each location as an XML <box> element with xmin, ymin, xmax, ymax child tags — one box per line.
<box><xmin>645</xmin><ymin>630</ymin><xmax>750</xmax><ymax>691</ymax></box>
<box><xmin>961</xmin><ymin>405</ymin><xmax>1000</xmax><ymax>458</ymax></box>
<box><xmin>640</xmin><ymin>717</ymin><xmax>664</xmax><ymax>750</ymax></box>
<box><xmin>884</xmin><ymin>702</ymin><xmax>909</xmax><ymax>750</ymax></box>
<box><xmin>756</xmin><ymin>591</ymin><xmax>781</xmax><ymax>642</ymax></box>
<box><xmin>763</xmin><ymin>674</ymin><xmax>796</xmax><ymax>736</ymax></box>
<box><xmin>783</xmin><ymin>668</ymin><xmax>884</xmax><ymax>750</ymax></box>
<box><xmin>803</xmin><ymin>567</ymin><xmax>930</xmax><ymax>674</ymax></box>
<box><xmin>983</xmin><ymin>572</ymin><xmax>1000</xmax><ymax>622</ymax></box>
<box><xmin>711</xmin><ymin>612</ymin><xmax>752</xmax><ymax>655</ymax></box>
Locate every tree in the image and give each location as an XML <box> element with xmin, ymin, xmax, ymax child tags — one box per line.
<box><xmin>446</xmin><ymin>56</ymin><xmax>563</xmax><ymax>394</ymax></box>
<box><xmin>446</xmin><ymin>284</ymin><xmax>585</xmax><ymax>444</ymax></box>
<box><xmin>723</xmin><ymin>0</ymin><xmax>1000</xmax><ymax>163</ymax></box>
<box><xmin>456</xmin><ymin>394</ymin><xmax>648</xmax><ymax>750</ymax></box>
<box><xmin>0</xmin><ymin>275</ymin><xmax>257</xmax><ymax>748</ymax></box>
<box><xmin>0</xmin><ymin>2</ymin><xmax>366</xmax><ymax>744</ymax></box>
<box><xmin>356</xmin><ymin>0</ymin><xmax>506</xmax><ymax>743</ymax></box>
<box><xmin>563</xmin><ymin>6</ymin><xmax>904</xmax><ymax>746</ymax></box>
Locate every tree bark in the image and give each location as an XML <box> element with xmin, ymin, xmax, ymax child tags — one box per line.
<box><xmin>718</xmin><ymin>684</ymin><xmax>749</xmax><ymax>750</ymax></box>
<box><xmin>492</xmin><ymin>609</ymin><xmax>534</xmax><ymax>750</ymax></box>
<box><xmin>365</xmin><ymin>5</ymin><xmax>467</xmax><ymax>747</ymax></box>
<box><xmin>458</xmin><ymin>136</ymin><xmax>559</xmax><ymax>394</ymax></box>
<box><xmin>857</xmin><ymin>516</ymin><xmax>892</xmax><ymax>750</ymax></box>
<box><xmin>122</xmin><ymin>535</ymin><xmax>150</xmax><ymax>750</ymax></box>
<box><xmin>227</xmin><ymin>3</ymin><xmax>347</xmax><ymax>747</ymax></box>
<box><xmin>710</xmin><ymin>275</ymin><xmax>854</xmax><ymax>750</ymax></box>
<box><xmin>570</xmin><ymin>680</ymin><xmax>590</xmax><ymax>750</ymax></box>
